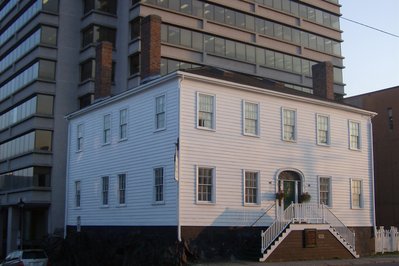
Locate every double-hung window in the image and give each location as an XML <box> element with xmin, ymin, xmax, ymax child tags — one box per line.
<box><xmin>119</xmin><ymin>109</ymin><xmax>127</xmax><ymax>140</ymax></box>
<box><xmin>317</xmin><ymin>114</ymin><xmax>330</xmax><ymax>145</ymax></box>
<box><xmin>349</xmin><ymin>121</ymin><xmax>360</xmax><ymax>150</ymax></box>
<box><xmin>197</xmin><ymin>93</ymin><xmax>215</xmax><ymax>130</ymax></box>
<box><xmin>197</xmin><ymin>167</ymin><xmax>215</xmax><ymax>203</ymax></box>
<box><xmin>351</xmin><ymin>179</ymin><xmax>362</xmax><ymax>208</ymax></box>
<box><xmin>244</xmin><ymin>171</ymin><xmax>259</xmax><ymax>205</ymax></box>
<box><xmin>154</xmin><ymin>167</ymin><xmax>164</xmax><ymax>203</ymax></box>
<box><xmin>282</xmin><ymin>108</ymin><xmax>296</xmax><ymax>141</ymax></box>
<box><xmin>155</xmin><ymin>95</ymin><xmax>166</xmax><ymax>130</ymax></box>
<box><xmin>75</xmin><ymin>181</ymin><xmax>81</xmax><ymax>208</ymax></box>
<box><xmin>102</xmin><ymin>176</ymin><xmax>109</xmax><ymax>206</ymax></box>
<box><xmin>244</xmin><ymin>101</ymin><xmax>259</xmax><ymax>136</ymax></box>
<box><xmin>77</xmin><ymin>124</ymin><xmax>83</xmax><ymax>151</ymax></box>
<box><xmin>103</xmin><ymin>114</ymin><xmax>111</xmax><ymax>144</ymax></box>
<box><xmin>118</xmin><ymin>174</ymin><xmax>126</xmax><ymax>205</ymax></box>
<box><xmin>319</xmin><ymin>177</ymin><xmax>331</xmax><ymax>207</ymax></box>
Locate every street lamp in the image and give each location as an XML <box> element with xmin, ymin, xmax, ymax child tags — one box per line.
<box><xmin>18</xmin><ymin>198</ymin><xmax>24</xmax><ymax>250</ymax></box>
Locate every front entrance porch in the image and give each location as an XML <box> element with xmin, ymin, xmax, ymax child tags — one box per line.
<box><xmin>260</xmin><ymin>203</ymin><xmax>358</xmax><ymax>262</ymax></box>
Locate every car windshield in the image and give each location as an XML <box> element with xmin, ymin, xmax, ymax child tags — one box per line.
<box><xmin>22</xmin><ymin>251</ymin><xmax>47</xmax><ymax>259</ymax></box>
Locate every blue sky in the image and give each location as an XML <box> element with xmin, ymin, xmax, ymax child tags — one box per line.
<box><xmin>340</xmin><ymin>0</ymin><xmax>399</xmax><ymax>96</ymax></box>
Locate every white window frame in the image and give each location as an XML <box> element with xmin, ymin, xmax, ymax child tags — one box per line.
<box><xmin>243</xmin><ymin>101</ymin><xmax>260</xmax><ymax>136</ymax></box>
<box><xmin>316</xmin><ymin>114</ymin><xmax>330</xmax><ymax>146</ymax></box>
<box><xmin>318</xmin><ymin>176</ymin><xmax>332</xmax><ymax>207</ymax></box>
<box><xmin>119</xmin><ymin>109</ymin><xmax>128</xmax><ymax>140</ymax></box>
<box><xmin>118</xmin><ymin>173</ymin><xmax>126</xmax><ymax>206</ymax></box>
<box><xmin>75</xmin><ymin>180</ymin><xmax>81</xmax><ymax>208</ymax></box>
<box><xmin>350</xmin><ymin>179</ymin><xmax>363</xmax><ymax>209</ymax></box>
<box><xmin>77</xmin><ymin>124</ymin><xmax>84</xmax><ymax>151</ymax></box>
<box><xmin>196</xmin><ymin>166</ymin><xmax>216</xmax><ymax>204</ymax></box>
<box><xmin>196</xmin><ymin>92</ymin><xmax>216</xmax><ymax>130</ymax></box>
<box><xmin>348</xmin><ymin>120</ymin><xmax>361</xmax><ymax>150</ymax></box>
<box><xmin>281</xmin><ymin>107</ymin><xmax>297</xmax><ymax>142</ymax></box>
<box><xmin>101</xmin><ymin>176</ymin><xmax>109</xmax><ymax>206</ymax></box>
<box><xmin>153</xmin><ymin>167</ymin><xmax>165</xmax><ymax>204</ymax></box>
<box><xmin>155</xmin><ymin>94</ymin><xmax>166</xmax><ymax>131</ymax></box>
<box><xmin>103</xmin><ymin>114</ymin><xmax>111</xmax><ymax>145</ymax></box>
<box><xmin>243</xmin><ymin>170</ymin><xmax>260</xmax><ymax>206</ymax></box>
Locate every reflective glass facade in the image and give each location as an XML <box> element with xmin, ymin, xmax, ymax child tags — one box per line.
<box><xmin>0</xmin><ymin>0</ymin><xmax>42</xmax><ymax>46</ymax></box>
<box><xmin>145</xmin><ymin>0</ymin><xmax>341</xmax><ymax>56</ymax></box>
<box><xmin>0</xmin><ymin>95</ymin><xmax>54</xmax><ymax>130</ymax></box>
<box><xmin>0</xmin><ymin>29</ymin><xmax>41</xmax><ymax>73</ymax></box>
<box><xmin>161</xmin><ymin>24</ymin><xmax>343</xmax><ymax>83</ymax></box>
<box><xmin>0</xmin><ymin>167</ymin><xmax>51</xmax><ymax>191</ymax></box>
<box><xmin>0</xmin><ymin>130</ymin><xmax>52</xmax><ymax>161</ymax></box>
<box><xmin>252</xmin><ymin>0</ymin><xmax>340</xmax><ymax>29</ymax></box>
<box><xmin>0</xmin><ymin>60</ymin><xmax>56</xmax><ymax>102</ymax></box>
<box><xmin>0</xmin><ymin>0</ymin><xmax>18</xmax><ymax>21</ymax></box>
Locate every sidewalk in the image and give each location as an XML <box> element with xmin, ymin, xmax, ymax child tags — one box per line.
<box><xmin>191</xmin><ymin>254</ymin><xmax>399</xmax><ymax>266</ymax></box>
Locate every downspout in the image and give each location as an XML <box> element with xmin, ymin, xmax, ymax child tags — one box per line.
<box><xmin>177</xmin><ymin>75</ymin><xmax>183</xmax><ymax>242</ymax></box>
<box><xmin>369</xmin><ymin>116</ymin><xmax>377</xmax><ymax>237</ymax></box>
<box><xmin>64</xmin><ymin>118</ymin><xmax>71</xmax><ymax>238</ymax></box>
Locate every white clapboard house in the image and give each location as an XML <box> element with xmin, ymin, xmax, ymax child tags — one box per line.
<box><xmin>65</xmin><ymin>65</ymin><xmax>376</xmax><ymax>262</ymax></box>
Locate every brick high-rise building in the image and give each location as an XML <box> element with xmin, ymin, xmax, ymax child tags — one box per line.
<box><xmin>0</xmin><ymin>0</ymin><xmax>343</xmax><ymax>255</ymax></box>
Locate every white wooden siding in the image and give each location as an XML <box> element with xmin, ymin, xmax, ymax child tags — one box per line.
<box><xmin>179</xmin><ymin>78</ymin><xmax>373</xmax><ymax>227</ymax></box>
<box><xmin>66</xmin><ymin>79</ymin><xmax>179</xmax><ymax>226</ymax></box>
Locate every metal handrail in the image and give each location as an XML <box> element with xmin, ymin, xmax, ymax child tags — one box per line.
<box><xmin>323</xmin><ymin>205</ymin><xmax>356</xmax><ymax>249</ymax></box>
<box><xmin>251</xmin><ymin>203</ymin><xmax>276</xmax><ymax>227</ymax></box>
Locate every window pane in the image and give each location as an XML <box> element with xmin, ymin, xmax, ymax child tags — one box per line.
<box><xmin>119</xmin><ymin>174</ymin><xmax>126</xmax><ymax>204</ymax></box>
<box><xmin>154</xmin><ymin>168</ymin><xmax>164</xmax><ymax>202</ymax></box>
<box><xmin>245</xmin><ymin>172</ymin><xmax>258</xmax><ymax>204</ymax></box>
<box><xmin>39</xmin><ymin>60</ymin><xmax>56</xmax><ymax>80</ymax></box>
<box><xmin>245</xmin><ymin>102</ymin><xmax>258</xmax><ymax>135</ymax></box>
<box><xmin>319</xmin><ymin>177</ymin><xmax>330</xmax><ymax>206</ymax></box>
<box><xmin>130</xmin><ymin>17</ymin><xmax>141</xmax><ymax>39</ymax></box>
<box><xmin>198</xmin><ymin>94</ymin><xmax>214</xmax><ymax>129</ymax></box>
<box><xmin>35</xmin><ymin>130</ymin><xmax>52</xmax><ymax>151</ymax></box>
<box><xmin>36</xmin><ymin>95</ymin><xmax>54</xmax><ymax>115</ymax></box>
<box><xmin>180</xmin><ymin>28</ymin><xmax>192</xmax><ymax>47</ymax></box>
<box><xmin>41</xmin><ymin>26</ymin><xmax>57</xmax><ymax>45</ymax></box>
<box><xmin>283</xmin><ymin>109</ymin><xmax>295</xmax><ymax>141</ymax></box>
<box><xmin>198</xmin><ymin>167</ymin><xmax>213</xmax><ymax>202</ymax></box>
<box><xmin>129</xmin><ymin>53</ymin><xmax>140</xmax><ymax>75</ymax></box>
<box><xmin>42</xmin><ymin>0</ymin><xmax>59</xmax><ymax>12</ymax></box>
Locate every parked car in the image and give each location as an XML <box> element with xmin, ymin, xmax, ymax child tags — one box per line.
<box><xmin>1</xmin><ymin>249</ymin><xmax>49</xmax><ymax>266</ymax></box>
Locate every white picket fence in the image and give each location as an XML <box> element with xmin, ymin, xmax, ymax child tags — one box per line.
<box><xmin>375</xmin><ymin>226</ymin><xmax>399</xmax><ymax>253</ymax></box>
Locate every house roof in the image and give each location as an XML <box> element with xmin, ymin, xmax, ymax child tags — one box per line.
<box><xmin>66</xmin><ymin>67</ymin><xmax>376</xmax><ymax>120</ymax></box>
<box><xmin>180</xmin><ymin>66</ymin><xmax>322</xmax><ymax>100</ymax></box>
<box><xmin>345</xmin><ymin>85</ymin><xmax>399</xmax><ymax>100</ymax></box>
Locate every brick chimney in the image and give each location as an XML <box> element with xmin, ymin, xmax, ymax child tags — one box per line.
<box><xmin>94</xmin><ymin>41</ymin><xmax>113</xmax><ymax>100</ymax></box>
<box><xmin>312</xmin><ymin>61</ymin><xmax>334</xmax><ymax>101</ymax></box>
<box><xmin>140</xmin><ymin>15</ymin><xmax>161</xmax><ymax>83</ymax></box>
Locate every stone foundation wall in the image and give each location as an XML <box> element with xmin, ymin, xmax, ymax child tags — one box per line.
<box><xmin>266</xmin><ymin>229</ymin><xmax>354</xmax><ymax>262</ymax></box>
<box><xmin>350</xmin><ymin>226</ymin><xmax>375</xmax><ymax>256</ymax></box>
<box><xmin>48</xmin><ymin>225</ymin><xmax>374</xmax><ymax>265</ymax></box>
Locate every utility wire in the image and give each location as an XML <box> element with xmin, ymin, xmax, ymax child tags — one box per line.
<box><xmin>341</xmin><ymin>16</ymin><xmax>399</xmax><ymax>39</ymax></box>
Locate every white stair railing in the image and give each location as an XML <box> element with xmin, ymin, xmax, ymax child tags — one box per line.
<box><xmin>261</xmin><ymin>203</ymin><xmax>355</xmax><ymax>253</ymax></box>
<box><xmin>261</xmin><ymin>204</ymin><xmax>294</xmax><ymax>253</ymax></box>
<box><xmin>323</xmin><ymin>206</ymin><xmax>356</xmax><ymax>249</ymax></box>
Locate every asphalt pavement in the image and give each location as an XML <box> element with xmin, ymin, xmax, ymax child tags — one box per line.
<box><xmin>191</xmin><ymin>254</ymin><xmax>399</xmax><ymax>266</ymax></box>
